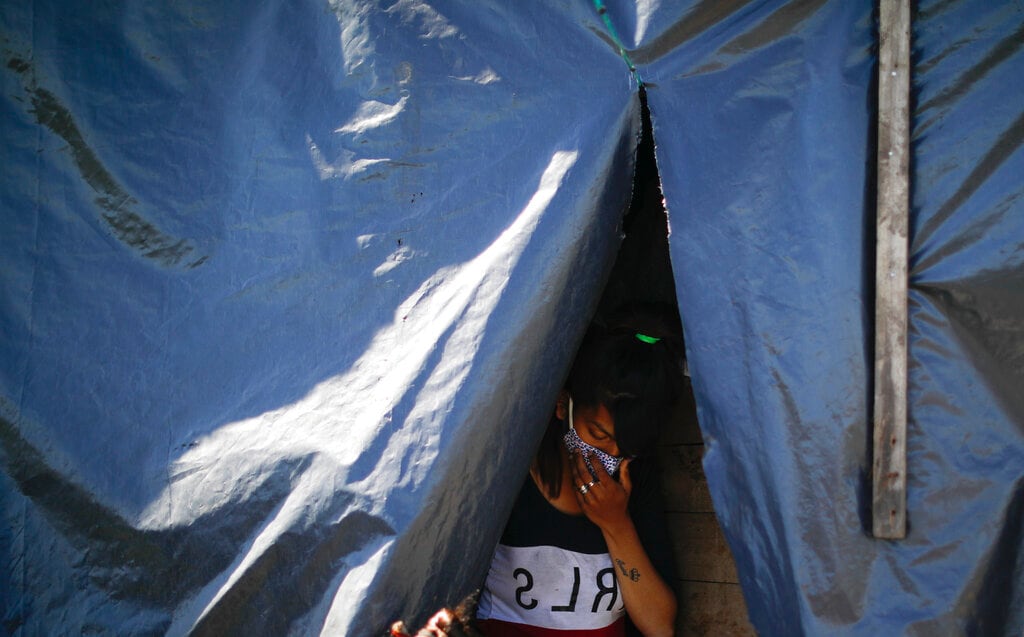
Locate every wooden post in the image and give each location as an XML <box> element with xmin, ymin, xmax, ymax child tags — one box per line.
<box><xmin>872</xmin><ymin>0</ymin><xmax>911</xmax><ymax>539</ymax></box>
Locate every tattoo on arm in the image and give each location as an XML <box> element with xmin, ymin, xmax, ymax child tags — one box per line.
<box><xmin>615</xmin><ymin>559</ymin><xmax>641</xmax><ymax>582</ymax></box>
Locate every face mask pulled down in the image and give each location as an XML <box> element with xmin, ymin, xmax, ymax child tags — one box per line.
<box><xmin>562</xmin><ymin>397</ymin><xmax>624</xmax><ymax>478</ymax></box>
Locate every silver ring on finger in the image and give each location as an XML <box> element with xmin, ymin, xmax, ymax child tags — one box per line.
<box><xmin>578</xmin><ymin>483</ymin><xmax>589</xmax><ymax>494</ymax></box>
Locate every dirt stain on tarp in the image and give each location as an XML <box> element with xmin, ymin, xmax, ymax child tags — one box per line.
<box><xmin>6</xmin><ymin>56</ymin><xmax>207</xmax><ymax>269</ymax></box>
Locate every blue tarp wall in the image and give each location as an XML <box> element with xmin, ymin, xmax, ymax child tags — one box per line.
<box><xmin>1</xmin><ymin>1</ymin><xmax>1022</xmax><ymax>635</ymax></box>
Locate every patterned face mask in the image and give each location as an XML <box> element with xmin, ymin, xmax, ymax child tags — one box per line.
<box><xmin>562</xmin><ymin>397</ymin><xmax>624</xmax><ymax>477</ymax></box>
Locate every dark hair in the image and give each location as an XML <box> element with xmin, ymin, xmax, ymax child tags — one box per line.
<box><xmin>534</xmin><ymin>303</ymin><xmax>684</xmax><ymax>499</ymax></box>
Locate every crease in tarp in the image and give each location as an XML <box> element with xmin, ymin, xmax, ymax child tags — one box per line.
<box><xmin>165</xmin><ymin>150</ymin><xmax>579</xmax><ymax>633</ymax></box>
<box><xmin>350</xmin><ymin>96</ymin><xmax>643</xmax><ymax>634</ymax></box>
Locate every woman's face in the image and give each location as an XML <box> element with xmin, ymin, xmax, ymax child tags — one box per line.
<box><xmin>568</xmin><ymin>401</ymin><xmax>620</xmax><ymax>459</ymax></box>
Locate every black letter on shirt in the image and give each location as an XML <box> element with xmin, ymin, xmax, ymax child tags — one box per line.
<box><xmin>514</xmin><ymin>568</ymin><xmax>537</xmax><ymax>610</ymax></box>
<box><xmin>593</xmin><ymin>567</ymin><xmax>618</xmax><ymax>612</ymax></box>
<box><xmin>551</xmin><ymin>566</ymin><xmax>580</xmax><ymax>612</ymax></box>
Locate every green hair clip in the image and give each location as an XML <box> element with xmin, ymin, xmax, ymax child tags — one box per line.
<box><xmin>635</xmin><ymin>332</ymin><xmax>661</xmax><ymax>345</ymax></box>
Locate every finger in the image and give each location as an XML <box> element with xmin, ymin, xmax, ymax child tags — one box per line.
<box><xmin>391</xmin><ymin>621</ymin><xmax>411</xmax><ymax>637</ymax></box>
<box><xmin>572</xmin><ymin>452</ymin><xmax>589</xmax><ymax>483</ymax></box>
<box><xmin>581</xmin><ymin>452</ymin><xmax>601</xmax><ymax>482</ymax></box>
<box><xmin>590</xmin><ymin>454</ymin><xmax>610</xmax><ymax>482</ymax></box>
<box><xmin>427</xmin><ymin>608</ymin><xmax>455</xmax><ymax>633</ymax></box>
<box><xmin>572</xmin><ymin>458</ymin><xmax>592</xmax><ymax>502</ymax></box>
<box><xmin>571</xmin><ymin>460</ymin><xmax>585</xmax><ymax>497</ymax></box>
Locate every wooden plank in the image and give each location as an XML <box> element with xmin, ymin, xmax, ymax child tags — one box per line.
<box><xmin>674</xmin><ymin>580</ymin><xmax>756</xmax><ymax>637</ymax></box>
<box><xmin>872</xmin><ymin>0</ymin><xmax>912</xmax><ymax>539</ymax></box>
<box><xmin>658</xmin><ymin>444</ymin><xmax>715</xmax><ymax>513</ymax></box>
<box><xmin>666</xmin><ymin>512</ymin><xmax>740</xmax><ymax>584</ymax></box>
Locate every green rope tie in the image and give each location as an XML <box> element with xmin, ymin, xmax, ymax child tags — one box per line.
<box><xmin>592</xmin><ymin>0</ymin><xmax>643</xmax><ymax>87</ymax></box>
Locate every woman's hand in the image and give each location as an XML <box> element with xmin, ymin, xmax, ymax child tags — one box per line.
<box><xmin>573</xmin><ymin>455</ymin><xmax>677</xmax><ymax>636</ymax></box>
<box><xmin>390</xmin><ymin>607</ymin><xmax>482</xmax><ymax>637</ymax></box>
<box><xmin>570</xmin><ymin>453</ymin><xmax>633</xmax><ymax>533</ymax></box>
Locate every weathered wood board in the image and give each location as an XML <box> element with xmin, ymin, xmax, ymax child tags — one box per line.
<box><xmin>872</xmin><ymin>0</ymin><xmax>911</xmax><ymax>540</ymax></box>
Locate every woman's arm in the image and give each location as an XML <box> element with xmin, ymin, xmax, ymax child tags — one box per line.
<box><xmin>572</xmin><ymin>456</ymin><xmax>677</xmax><ymax>637</ymax></box>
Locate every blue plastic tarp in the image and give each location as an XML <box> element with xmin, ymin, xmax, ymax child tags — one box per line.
<box><xmin>1</xmin><ymin>1</ymin><xmax>1022</xmax><ymax>635</ymax></box>
<box><xmin>651</xmin><ymin>1</ymin><xmax>1024</xmax><ymax>634</ymax></box>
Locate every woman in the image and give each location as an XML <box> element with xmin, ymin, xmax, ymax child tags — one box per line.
<box><xmin>392</xmin><ymin>308</ymin><xmax>683</xmax><ymax>637</ymax></box>
<box><xmin>475</xmin><ymin>309</ymin><xmax>682</xmax><ymax>637</ymax></box>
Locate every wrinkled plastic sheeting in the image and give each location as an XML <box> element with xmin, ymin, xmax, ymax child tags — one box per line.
<box><xmin>643</xmin><ymin>1</ymin><xmax>1023</xmax><ymax>635</ymax></box>
<box><xmin>0</xmin><ymin>1</ymin><xmax>641</xmax><ymax>634</ymax></box>
<box><xmin>4</xmin><ymin>1</ymin><xmax>1024</xmax><ymax>636</ymax></box>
